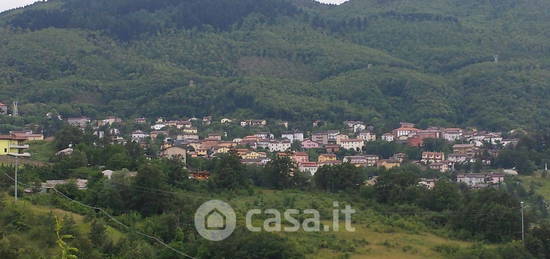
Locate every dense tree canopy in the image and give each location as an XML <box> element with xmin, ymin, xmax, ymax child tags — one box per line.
<box><xmin>0</xmin><ymin>0</ymin><xmax>549</xmax><ymax>131</ymax></box>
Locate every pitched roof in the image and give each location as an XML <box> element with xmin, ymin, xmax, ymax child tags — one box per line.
<box><xmin>0</xmin><ymin>134</ymin><xmax>27</xmax><ymax>140</ymax></box>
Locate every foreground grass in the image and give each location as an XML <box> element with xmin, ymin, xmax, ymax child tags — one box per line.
<box><xmin>307</xmin><ymin>224</ymin><xmax>471</xmax><ymax>259</ymax></box>
<box><xmin>222</xmin><ymin>189</ymin><xmax>474</xmax><ymax>258</ymax></box>
<box><xmin>12</xmin><ymin>188</ymin><xmax>479</xmax><ymax>258</ymax></box>
<box><xmin>8</xmin><ymin>197</ymin><xmax>124</xmax><ymax>243</ymax></box>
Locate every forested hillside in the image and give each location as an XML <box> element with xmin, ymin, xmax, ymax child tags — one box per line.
<box><xmin>1</xmin><ymin>0</ymin><xmax>549</xmax><ymax>131</ymax></box>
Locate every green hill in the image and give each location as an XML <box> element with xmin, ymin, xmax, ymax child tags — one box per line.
<box><xmin>0</xmin><ymin>189</ymin><xmax>490</xmax><ymax>259</ymax></box>
<box><xmin>1</xmin><ymin>0</ymin><xmax>549</xmax><ymax>130</ymax></box>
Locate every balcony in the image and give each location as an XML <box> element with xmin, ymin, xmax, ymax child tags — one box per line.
<box><xmin>8</xmin><ymin>152</ymin><xmax>31</xmax><ymax>158</ymax></box>
<box><xmin>10</xmin><ymin>144</ymin><xmax>29</xmax><ymax>149</ymax></box>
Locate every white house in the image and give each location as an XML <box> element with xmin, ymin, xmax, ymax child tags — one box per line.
<box><xmin>447</xmin><ymin>153</ymin><xmax>474</xmax><ymax>163</ymax></box>
<box><xmin>176</xmin><ymin>120</ymin><xmax>192</xmax><ymax>129</ymax></box>
<box><xmin>178</xmin><ymin>134</ymin><xmax>199</xmax><ymax>140</ymax></box>
<box><xmin>343</xmin><ymin>155</ymin><xmax>378</xmax><ymax>167</ymax></box>
<box><xmin>67</xmin><ymin>117</ymin><xmax>91</xmax><ymax>128</ymax></box>
<box><xmin>335</xmin><ymin>134</ymin><xmax>349</xmax><ymax>145</ymax></box>
<box><xmin>487</xmin><ymin>173</ymin><xmax>505</xmax><ymax>184</ymax></box>
<box><xmin>299</xmin><ymin>162</ymin><xmax>319</xmax><ymax>176</ymax></box>
<box><xmin>421</xmin><ymin>152</ymin><xmax>445</xmax><ymax>164</ymax></box>
<box><xmin>282</xmin><ymin>133</ymin><xmax>294</xmax><ymax>142</ymax></box>
<box><xmin>110</xmin><ymin>128</ymin><xmax>121</xmax><ymax>136</ymax></box>
<box><xmin>268</xmin><ymin>140</ymin><xmax>291</xmax><ymax>152</ymax></box>
<box><xmin>486</xmin><ymin>133</ymin><xmax>503</xmax><ymax>145</ymax></box>
<box><xmin>160</xmin><ymin>146</ymin><xmax>187</xmax><ymax>165</ymax></box>
<box><xmin>255</xmin><ymin>132</ymin><xmax>274</xmax><ymax>140</ymax></box>
<box><xmin>382</xmin><ymin>133</ymin><xmax>395</xmax><ymax>142</ymax></box>
<box><xmin>418</xmin><ymin>178</ymin><xmax>437</xmax><ymax>189</ymax></box>
<box><xmin>344</xmin><ymin>121</ymin><xmax>366</xmax><ymax>133</ymax></box>
<box><xmin>429</xmin><ymin>162</ymin><xmax>450</xmax><ymax>173</ymax></box>
<box><xmin>256</xmin><ymin>140</ymin><xmax>271</xmax><ymax>150</ymax></box>
<box><xmin>240</xmin><ymin>120</ymin><xmax>267</xmax><ymax>127</ymax></box>
<box><xmin>151</xmin><ymin>124</ymin><xmax>166</xmax><ymax>130</ymax></box>
<box><xmin>281</xmin><ymin>132</ymin><xmax>304</xmax><ymax>143</ymax></box>
<box><xmin>456</xmin><ymin>174</ymin><xmax>488</xmax><ymax>188</ymax></box>
<box><xmin>339</xmin><ymin>139</ymin><xmax>364</xmax><ymax>151</ymax></box>
<box><xmin>392</xmin><ymin>125</ymin><xmax>418</xmax><ymax>138</ymax></box>
<box><xmin>99</xmin><ymin>116</ymin><xmax>122</xmax><ymax>126</ymax></box>
<box><xmin>442</xmin><ymin>128</ymin><xmax>463</xmax><ymax>142</ymax></box>
<box><xmin>358</xmin><ymin>131</ymin><xmax>376</xmax><ymax>142</ymax></box>
<box><xmin>102</xmin><ymin>170</ymin><xmax>114</xmax><ymax>180</ymax></box>
<box><xmin>364</xmin><ymin>155</ymin><xmax>379</xmax><ymax>167</ymax></box>
<box><xmin>326</xmin><ymin>130</ymin><xmax>341</xmax><ymax>142</ymax></box>
<box><xmin>353</xmin><ymin>123</ymin><xmax>366</xmax><ymax>133</ymax></box>
<box><xmin>131</xmin><ymin>130</ymin><xmax>149</xmax><ymax>142</ymax></box>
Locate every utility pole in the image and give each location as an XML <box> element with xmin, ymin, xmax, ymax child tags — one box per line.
<box><xmin>521</xmin><ymin>201</ymin><xmax>525</xmax><ymax>243</ymax></box>
<box><xmin>14</xmin><ymin>156</ymin><xmax>18</xmax><ymax>201</ymax></box>
<box><xmin>8</xmin><ymin>153</ymin><xmax>20</xmax><ymax>202</ymax></box>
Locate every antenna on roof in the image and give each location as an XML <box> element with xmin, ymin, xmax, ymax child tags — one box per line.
<box><xmin>12</xmin><ymin>101</ymin><xmax>18</xmax><ymax>117</ymax></box>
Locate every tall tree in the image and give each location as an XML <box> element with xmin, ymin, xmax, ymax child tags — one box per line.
<box><xmin>54</xmin><ymin>125</ymin><xmax>84</xmax><ymax>150</ymax></box>
<box><xmin>264</xmin><ymin>155</ymin><xmax>297</xmax><ymax>189</ymax></box>
<box><xmin>131</xmin><ymin>163</ymin><xmax>170</xmax><ymax>216</ymax></box>
<box><xmin>314</xmin><ymin>163</ymin><xmax>364</xmax><ymax>192</ymax></box>
<box><xmin>210</xmin><ymin>151</ymin><xmax>247</xmax><ymax>190</ymax></box>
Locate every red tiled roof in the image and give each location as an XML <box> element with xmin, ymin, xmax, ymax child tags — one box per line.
<box><xmin>0</xmin><ymin>135</ymin><xmax>27</xmax><ymax>140</ymax></box>
<box><xmin>394</xmin><ymin>127</ymin><xmax>419</xmax><ymax>131</ymax></box>
<box><xmin>341</xmin><ymin>139</ymin><xmax>363</xmax><ymax>142</ymax></box>
<box><xmin>299</xmin><ymin>162</ymin><xmax>318</xmax><ymax>167</ymax></box>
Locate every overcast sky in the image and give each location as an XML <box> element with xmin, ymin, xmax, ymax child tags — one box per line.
<box><xmin>0</xmin><ymin>0</ymin><xmax>349</xmax><ymax>13</ymax></box>
<box><xmin>0</xmin><ymin>0</ymin><xmax>40</xmax><ymax>12</ymax></box>
<box><xmin>317</xmin><ymin>0</ymin><xmax>349</xmax><ymax>4</ymax></box>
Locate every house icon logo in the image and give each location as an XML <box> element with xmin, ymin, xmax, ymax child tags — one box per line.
<box><xmin>194</xmin><ymin>200</ymin><xmax>236</xmax><ymax>241</ymax></box>
<box><xmin>205</xmin><ymin>208</ymin><xmax>226</xmax><ymax>230</ymax></box>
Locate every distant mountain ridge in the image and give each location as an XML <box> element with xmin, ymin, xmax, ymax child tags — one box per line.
<box><xmin>0</xmin><ymin>0</ymin><xmax>549</xmax><ymax>131</ymax></box>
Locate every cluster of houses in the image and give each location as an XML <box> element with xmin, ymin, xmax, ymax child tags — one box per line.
<box><xmin>60</xmin><ymin>116</ymin><xmax>521</xmax><ymax>187</ymax></box>
<box><xmin>0</xmin><ymin>106</ymin><xmax>524</xmax><ymax>192</ymax></box>
<box><xmin>417</xmin><ymin>172</ymin><xmax>507</xmax><ymax>190</ymax></box>
<box><xmin>380</xmin><ymin>122</ymin><xmax>516</xmax><ymax>147</ymax></box>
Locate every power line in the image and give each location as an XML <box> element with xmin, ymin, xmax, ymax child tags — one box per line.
<box><xmin>107</xmin><ymin>181</ymin><xmax>183</xmax><ymax>195</ymax></box>
<box><xmin>2</xmin><ymin>173</ymin><xmax>196</xmax><ymax>259</ymax></box>
<box><xmin>51</xmin><ymin>188</ymin><xmax>196</xmax><ymax>258</ymax></box>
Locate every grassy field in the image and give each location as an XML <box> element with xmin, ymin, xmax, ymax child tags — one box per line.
<box><xmin>0</xmin><ymin>155</ymin><xmax>48</xmax><ymax>166</ymax></box>
<box><xmin>223</xmin><ymin>189</ymin><xmax>474</xmax><ymax>258</ymax></box>
<box><xmin>307</xmin><ymin>224</ymin><xmax>470</xmax><ymax>259</ymax></box>
<box><xmin>9</xmin><ymin>198</ymin><xmax>125</xmax><ymax>243</ymax></box>
<box><xmin>518</xmin><ymin>172</ymin><xmax>550</xmax><ymax>200</ymax></box>
<box><xmin>8</xmin><ymin>188</ymin><xmax>480</xmax><ymax>258</ymax></box>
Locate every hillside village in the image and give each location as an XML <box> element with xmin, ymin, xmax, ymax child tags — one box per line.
<box><xmin>3</xmin><ymin>0</ymin><xmax>550</xmax><ymax>257</ymax></box>
<box><xmin>25</xmin><ymin>114</ymin><xmax>522</xmax><ymax>190</ymax></box>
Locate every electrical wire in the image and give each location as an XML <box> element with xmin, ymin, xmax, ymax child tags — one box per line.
<box><xmin>2</xmin><ymin>172</ymin><xmax>196</xmax><ymax>259</ymax></box>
